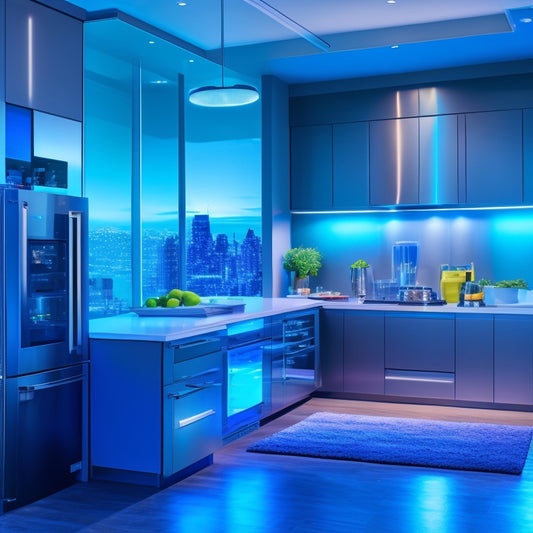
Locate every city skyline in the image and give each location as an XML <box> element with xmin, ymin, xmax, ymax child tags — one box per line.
<box><xmin>89</xmin><ymin>213</ymin><xmax>262</xmax><ymax>317</ymax></box>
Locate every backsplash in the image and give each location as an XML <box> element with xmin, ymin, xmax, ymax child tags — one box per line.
<box><xmin>289</xmin><ymin>208</ymin><xmax>533</xmax><ymax>298</ymax></box>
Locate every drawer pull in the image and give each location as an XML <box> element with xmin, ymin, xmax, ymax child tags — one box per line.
<box><xmin>177</xmin><ymin>409</ymin><xmax>216</xmax><ymax>428</ymax></box>
<box><xmin>168</xmin><ymin>381</ymin><xmax>221</xmax><ymax>400</ymax></box>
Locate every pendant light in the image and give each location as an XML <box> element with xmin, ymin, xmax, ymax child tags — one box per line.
<box><xmin>189</xmin><ymin>0</ymin><xmax>259</xmax><ymax>107</ymax></box>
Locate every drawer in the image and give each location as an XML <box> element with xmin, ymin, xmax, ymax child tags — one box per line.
<box><xmin>170</xmin><ymin>349</ymin><xmax>222</xmax><ymax>384</ymax></box>
<box><xmin>164</xmin><ymin>365</ymin><xmax>223</xmax><ymax>476</ymax></box>
<box><xmin>385</xmin><ymin>369</ymin><xmax>455</xmax><ymax>399</ymax></box>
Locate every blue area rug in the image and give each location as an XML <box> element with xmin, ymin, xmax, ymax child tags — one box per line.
<box><xmin>247</xmin><ymin>412</ymin><xmax>533</xmax><ymax>474</ymax></box>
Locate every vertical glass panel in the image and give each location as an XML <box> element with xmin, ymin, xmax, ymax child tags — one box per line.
<box><xmin>5</xmin><ymin>104</ymin><xmax>32</xmax><ymax>185</ymax></box>
<box><xmin>33</xmin><ymin>111</ymin><xmax>82</xmax><ymax>196</ymax></box>
<box><xmin>185</xmin><ymin>104</ymin><xmax>262</xmax><ymax>296</ymax></box>
<box><xmin>84</xmin><ymin>41</ymin><xmax>133</xmax><ymax>317</ymax></box>
<box><xmin>141</xmin><ymin>69</ymin><xmax>179</xmax><ymax>301</ymax></box>
<box><xmin>24</xmin><ymin>240</ymin><xmax>68</xmax><ymax>347</ymax></box>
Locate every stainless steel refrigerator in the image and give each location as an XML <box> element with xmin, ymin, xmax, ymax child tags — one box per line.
<box><xmin>0</xmin><ymin>186</ymin><xmax>88</xmax><ymax>513</ymax></box>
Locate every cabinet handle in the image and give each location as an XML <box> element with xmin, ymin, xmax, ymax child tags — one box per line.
<box><xmin>177</xmin><ymin>409</ymin><xmax>216</xmax><ymax>428</ymax></box>
<box><xmin>168</xmin><ymin>381</ymin><xmax>221</xmax><ymax>400</ymax></box>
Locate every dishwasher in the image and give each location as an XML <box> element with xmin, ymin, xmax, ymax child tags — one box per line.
<box><xmin>223</xmin><ymin>318</ymin><xmax>271</xmax><ymax>442</ymax></box>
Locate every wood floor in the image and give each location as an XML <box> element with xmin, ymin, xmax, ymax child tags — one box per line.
<box><xmin>2</xmin><ymin>398</ymin><xmax>533</xmax><ymax>532</ymax></box>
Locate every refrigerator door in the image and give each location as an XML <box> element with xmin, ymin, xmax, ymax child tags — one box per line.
<box><xmin>3</xmin><ymin>364</ymin><xmax>86</xmax><ymax>512</ymax></box>
<box><xmin>3</xmin><ymin>189</ymin><xmax>88</xmax><ymax>376</ymax></box>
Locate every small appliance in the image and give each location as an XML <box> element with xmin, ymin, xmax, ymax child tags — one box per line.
<box><xmin>440</xmin><ymin>263</ymin><xmax>474</xmax><ymax>303</ymax></box>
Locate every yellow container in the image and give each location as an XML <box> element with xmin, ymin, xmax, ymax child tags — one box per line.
<box><xmin>440</xmin><ymin>263</ymin><xmax>474</xmax><ymax>303</ymax></box>
<box><xmin>440</xmin><ymin>272</ymin><xmax>465</xmax><ymax>303</ymax></box>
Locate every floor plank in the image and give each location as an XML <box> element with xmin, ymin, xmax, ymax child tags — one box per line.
<box><xmin>1</xmin><ymin>398</ymin><xmax>533</xmax><ymax>532</ymax></box>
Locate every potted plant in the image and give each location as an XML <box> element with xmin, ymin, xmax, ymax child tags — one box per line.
<box><xmin>480</xmin><ymin>278</ymin><xmax>529</xmax><ymax>305</ymax></box>
<box><xmin>283</xmin><ymin>247</ymin><xmax>322</xmax><ymax>293</ymax></box>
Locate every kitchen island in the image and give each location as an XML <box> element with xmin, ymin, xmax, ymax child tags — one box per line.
<box><xmin>89</xmin><ymin>297</ymin><xmax>322</xmax><ymax>341</ymax></box>
<box><xmin>89</xmin><ymin>298</ymin><xmax>322</xmax><ymax>487</ymax></box>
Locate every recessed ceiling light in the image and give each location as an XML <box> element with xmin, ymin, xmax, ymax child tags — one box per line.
<box><xmin>188</xmin><ymin>59</ymin><xmax>195</xmax><ymax>63</ymax></box>
<box><xmin>386</xmin><ymin>0</ymin><xmax>396</xmax><ymax>4</ymax></box>
<box><xmin>148</xmin><ymin>40</ymin><xmax>155</xmax><ymax>45</ymax></box>
<box><xmin>177</xmin><ymin>2</ymin><xmax>187</xmax><ymax>6</ymax></box>
<box><xmin>391</xmin><ymin>45</ymin><xmax>399</xmax><ymax>49</ymax></box>
<box><xmin>520</xmin><ymin>17</ymin><xmax>532</xmax><ymax>23</ymax></box>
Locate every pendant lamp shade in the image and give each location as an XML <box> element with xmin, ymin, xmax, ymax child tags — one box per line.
<box><xmin>189</xmin><ymin>0</ymin><xmax>259</xmax><ymax>107</ymax></box>
<box><xmin>189</xmin><ymin>84</ymin><xmax>259</xmax><ymax>107</ymax></box>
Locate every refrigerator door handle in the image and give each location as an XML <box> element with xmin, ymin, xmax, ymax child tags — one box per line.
<box><xmin>20</xmin><ymin>201</ymin><xmax>29</xmax><ymax>340</ymax></box>
<box><xmin>69</xmin><ymin>211</ymin><xmax>83</xmax><ymax>354</ymax></box>
<box><xmin>18</xmin><ymin>373</ymin><xmax>85</xmax><ymax>402</ymax></box>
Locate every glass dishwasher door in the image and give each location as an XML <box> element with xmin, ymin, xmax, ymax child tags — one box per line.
<box><xmin>227</xmin><ymin>339</ymin><xmax>264</xmax><ymax>417</ymax></box>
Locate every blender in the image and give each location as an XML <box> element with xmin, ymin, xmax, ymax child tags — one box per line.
<box><xmin>392</xmin><ymin>241</ymin><xmax>419</xmax><ymax>287</ymax></box>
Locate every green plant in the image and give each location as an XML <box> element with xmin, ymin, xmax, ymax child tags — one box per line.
<box><xmin>350</xmin><ymin>259</ymin><xmax>369</xmax><ymax>269</ymax></box>
<box><xmin>283</xmin><ymin>247</ymin><xmax>322</xmax><ymax>278</ymax></box>
<box><xmin>494</xmin><ymin>279</ymin><xmax>529</xmax><ymax>289</ymax></box>
<box><xmin>478</xmin><ymin>278</ymin><xmax>529</xmax><ymax>289</ymax></box>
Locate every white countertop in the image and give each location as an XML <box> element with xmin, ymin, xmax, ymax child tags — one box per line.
<box><xmin>89</xmin><ymin>297</ymin><xmax>321</xmax><ymax>342</ymax></box>
<box><xmin>321</xmin><ymin>299</ymin><xmax>533</xmax><ymax>315</ymax></box>
<box><xmin>89</xmin><ymin>296</ymin><xmax>533</xmax><ymax>343</ymax></box>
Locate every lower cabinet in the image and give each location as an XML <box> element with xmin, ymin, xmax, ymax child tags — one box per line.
<box><xmin>455</xmin><ymin>314</ymin><xmax>494</xmax><ymax>402</ymax></box>
<box><xmin>321</xmin><ymin>309</ymin><xmax>533</xmax><ymax>408</ymax></box>
<box><xmin>384</xmin><ymin>313</ymin><xmax>455</xmax><ymax>399</ymax></box>
<box><xmin>494</xmin><ymin>315</ymin><xmax>533</xmax><ymax>405</ymax></box>
<box><xmin>90</xmin><ymin>335</ymin><xmax>224</xmax><ymax>487</ymax></box>
<box><xmin>269</xmin><ymin>310</ymin><xmax>320</xmax><ymax>413</ymax></box>
<box><xmin>344</xmin><ymin>311</ymin><xmax>384</xmax><ymax>394</ymax></box>
<box><xmin>318</xmin><ymin>309</ymin><xmax>344</xmax><ymax>393</ymax></box>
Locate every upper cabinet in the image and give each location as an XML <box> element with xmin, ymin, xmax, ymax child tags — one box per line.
<box><xmin>369</xmin><ymin>115</ymin><xmax>459</xmax><ymax>207</ymax></box>
<box><xmin>526</xmin><ymin>108</ymin><xmax>533</xmax><ymax>204</ymax></box>
<box><xmin>369</xmin><ymin>118</ymin><xmax>418</xmax><ymax>206</ymax></box>
<box><xmin>290</xmin><ymin>74</ymin><xmax>533</xmax><ymax>211</ymax></box>
<box><xmin>5</xmin><ymin>0</ymin><xmax>83</xmax><ymax>121</ymax></box>
<box><xmin>332</xmin><ymin>122</ymin><xmax>369</xmax><ymax>209</ymax></box>
<box><xmin>419</xmin><ymin>115</ymin><xmax>460</xmax><ymax>205</ymax></box>
<box><xmin>290</xmin><ymin>122</ymin><xmax>369</xmax><ymax>210</ymax></box>
<box><xmin>290</xmin><ymin>125</ymin><xmax>333</xmax><ymax>210</ymax></box>
<box><xmin>465</xmin><ymin>110</ymin><xmax>523</xmax><ymax>205</ymax></box>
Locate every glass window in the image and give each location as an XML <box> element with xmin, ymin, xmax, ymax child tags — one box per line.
<box><xmin>84</xmin><ymin>18</ymin><xmax>262</xmax><ymax>317</ymax></box>
<box><xmin>141</xmin><ymin>69</ymin><xmax>180</xmax><ymax>300</ymax></box>
<box><xmin>185</xmin><ymin>97</ymin><xmax>262</xmax><ymax>297</ymax></box>
<box><xmin>84</xmin><ymin>42</ymin><xmax>133</xmax><ymax>317</ymax></box>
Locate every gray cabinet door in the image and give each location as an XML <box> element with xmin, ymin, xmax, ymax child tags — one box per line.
<box><xmin>290</xmin><ymin>125</ymin><xmax>332</xmax><ymax>210</ymax></box>
<box><xmin>333</xmin><ymin>123</ymin><xmax>369</xmax><ymax>208</ymax></box>
<box><xmin>494</xmin><ymin>315</ymin><xmax>533</xmax><ymax>405</ymax></box>
<box><xmin>385</xmin><ymin>313</ymin><xmax>455</xmax><ymax>372</ymax></box>
<box><xmin>465</xmin><ymin>110</ymin><xmax>523</xmax><ymax>205</ymax></box>
<box><xmin>318</xmin><ymin>310</ymin><xmax>344</xmax><ymax>392</ymax></box>
<box><xmin>455</xmin><ymin>314</ymin><xmax>493</xmax><ymax>402</ymax></box>
<box><xmin>525</xmin><ymin>108</ymin><xmax>533</xmax><ymax>204</ymax></box>
<box><xmin>419</xmin><ymin>115</ymin><xmax>459</xmax><ymax>205</ymax></box>
<box><xmin>5</xmin><ymin>0</ymin><xmax>83</xmax><ymax>120</ymax></box>
<box><xmin>344</xmin><ymin>311</ymin><xmax>385</xmax><ymax>394</ymax></box>
<box><xmin>370</xmin><ymin>118</ymin><xmax>419</xmax><ymax>206</ymax></box>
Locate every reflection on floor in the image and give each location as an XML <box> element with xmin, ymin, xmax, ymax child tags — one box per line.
<box><xmin>1</xmin><ymin>398</ymin><xmax>533</xmax><ymax>532</ymax></box>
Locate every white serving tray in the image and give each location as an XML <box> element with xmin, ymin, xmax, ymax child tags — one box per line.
<box><xmin>131</xmin><ymin>302</ymin><xmax>245</xmax><ymax>317</ymax></box>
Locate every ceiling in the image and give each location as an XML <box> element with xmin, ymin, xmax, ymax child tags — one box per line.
<box><xmin>55</xmin><ymin>0</ymin><xmax>533</xmax><ymax>85</ymax></box>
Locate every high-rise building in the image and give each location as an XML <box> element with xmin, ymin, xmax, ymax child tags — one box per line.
<box><xmin>161</xmin><ymin>234</ymin><xmax>180</xmax><ymax>292</ymax></box>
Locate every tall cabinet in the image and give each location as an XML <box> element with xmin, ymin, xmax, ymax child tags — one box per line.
<box><xmin>5</xmin><ymin>0</ymin><xmax>83</xmax><ymax>121</ymax></box>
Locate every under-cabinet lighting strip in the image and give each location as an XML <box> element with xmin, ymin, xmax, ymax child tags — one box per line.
<box><xmin>291</xmin><ymin>205</ymin><xmax>533</xmax><ymax>215</ymax></box>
